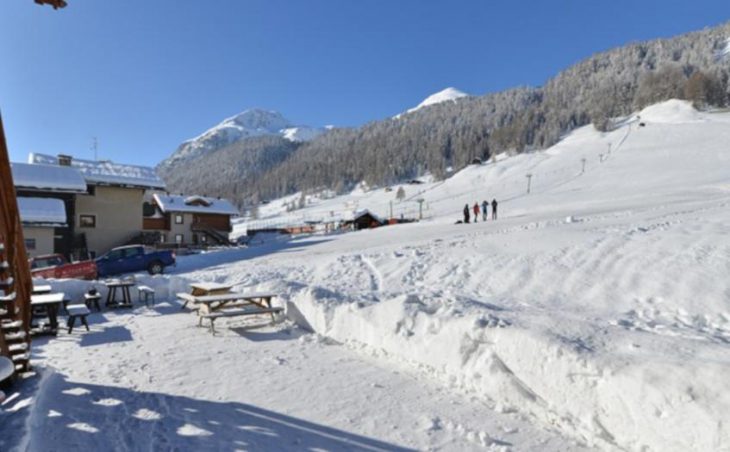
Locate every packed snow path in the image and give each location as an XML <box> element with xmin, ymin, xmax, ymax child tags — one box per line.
<box><xmin>5</xmin><ymin>307</ymin><xmax>581</xmax><ymax>451</ymax></box>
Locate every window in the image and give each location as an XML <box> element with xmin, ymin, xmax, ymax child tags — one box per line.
<box><xmin>174</xmin><ymin>214</ymin><xmax>183</xmax><ymax>225</ymax></box>
<box><xmin>79</xmin><ymin>214</ymin><xmax>96</xmax><ymax>228</ymax></box>
<box><xmin>105</xmin><ymin>249</ymin><xmax>123</xmax><ymax>260</ymax></box>
<box><xmin>124</xmin><ymin>247</ymin><xmax>142</xmax><ymax>258</ymax></box>
<box><xmin>175</xmin><ymin>234</ymin><xmax>183</xmax><ymax>244</ymax></box>
<box><xmin>25</xmin><ymin>238</ymin><xmax>36</xmax><ymax>251</ymax></box>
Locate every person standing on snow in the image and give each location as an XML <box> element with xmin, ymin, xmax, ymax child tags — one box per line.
<box><xmin>481</xmin><ymin>200</ymin><xmax>489</xmax><ymax>222</ymax></box>
<box><xmin>463</xmin><ymin>204</ymin><xmax>470</xmax><ymax>223</ymax></box>
<box><xmin>491</xmin><ymin>199</ymin><xmax>498</xmax><ymax>220</ymax></box>
<box><xmin>473</xmin><ymin>202</ymin><xmax>480</xmax><ymax>223</ymax></box>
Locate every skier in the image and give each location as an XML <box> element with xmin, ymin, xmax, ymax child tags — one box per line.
<box><xmin>481</xmin><ymin>200</ymin><xmax>489</xmax><ymax>222</ymax></box>
<box><xmin>463</xmin><ymin>204</ymin><xmax>470</xmax><ymax>223</ymax></box>
<box><xmin>473</xmin><ymin>202</ymin><xmax>480</xmax><ymax>223</ymax></box>
<box><xmin>491</xmin><ymin>199</ymin><xmax>498</xmax><ymax>220</ymax></box>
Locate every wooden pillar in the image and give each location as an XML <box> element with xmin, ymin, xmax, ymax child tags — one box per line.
<box><xmin>0</xmin><ymin>112</ymin><xmax>33</xmax><ymax>370</ymax></box>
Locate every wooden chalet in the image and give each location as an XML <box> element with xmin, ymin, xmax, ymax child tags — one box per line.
<box><xmin>144</xmin><ymin>194</ymin><xmax>239</xmax><ymax>246</ymax></box>
<box><xmin>344</xmin><ymin>210</ymin><xmax>385</xmax><ymax>231</ymax></box>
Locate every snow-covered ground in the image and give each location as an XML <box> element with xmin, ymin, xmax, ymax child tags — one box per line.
<box><xmin>4</xmin><ymin>100</ymin><xmax>730</xmax><ymax>451</ymax></box>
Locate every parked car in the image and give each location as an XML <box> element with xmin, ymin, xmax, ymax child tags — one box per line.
<box><xmin>96</xmin><ymin>245</ymin><xmax>176</xmax><ymax>277</ymax></box>
<box><xmin>30</xmin><ymin>254</ymin><xmax>97</xmax><ymax>280</ymax></box>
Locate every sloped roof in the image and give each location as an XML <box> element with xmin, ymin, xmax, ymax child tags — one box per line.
<box><xmin>17</xmin><ymin>197</ymin><xmax>67</xmax><ymax>226</ymax></box>
<box><xmin>346</xmin><ymin>209</ymin><xmax>385</xmax><ymax>223</ymax></box>
<box><xmin>153</xmin><ymin>194</ymin><xmax>239</xmax><ymax>216</ymax></box>
<box><xmin>29</xmin><ymin>153</ymin><xmax>166</xmax><ymax>190</ymax></box>
<box><xmin>11</xmin><ymin>162</ymin><xmax>87</xmax><ymax>193</ymax></box>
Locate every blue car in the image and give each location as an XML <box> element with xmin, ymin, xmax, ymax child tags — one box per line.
<box><xmin>96</xmin><ymin>245</ymin><xmax>176</xmax><ymax>277</ymax></box>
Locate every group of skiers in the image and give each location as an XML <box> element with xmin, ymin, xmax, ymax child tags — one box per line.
<box><xmin>463</xmin><ymin>199</ymin><xmax>497</xmax><ymax>223</ymax></box>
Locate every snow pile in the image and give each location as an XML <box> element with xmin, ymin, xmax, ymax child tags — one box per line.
<box><xmin>638</xmin><ymin>99</ymin><xmax>703</xmax><ymax>123</ymax></box>
<box><xmin>17</xmin><ymin>197</ymin><xmax>67</xmax><ymax>225</ymax></box>
<box><xmin>11</xmin><ymin>162</ymin><xmax>87</xmax><ymax>193</ymax></box>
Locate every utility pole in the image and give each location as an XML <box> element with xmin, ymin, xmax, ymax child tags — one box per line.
<box><xmin>607</xmin><ymin>142</ymin><xmax>612</xmax><ymax>155</ymax></box>
<box><xmin>417</xmin><ymin>198</ymin><xmax>425</xmax><ymax>220</ymax></box>
<box><xmin>92</xmin><ymin>136</ymin><xmax>98</xmax><ymax>161</ymax></box>
<box><xmin>525</xmin><ymin>173</ymin><xmax>533</xmax><ymax>194</ymax></box>
<box><xmin>389</xmin><ymin>200</ymin><xmax>393</xmax><ymax>219</ymax></box>
<box><xmin>599</xmin><ymin>153</ymin><xmax>604</xmax><ymax>163</ymax></box>
<box><xmin>581</xmin><ymin>158</ymin><xmax>587</xmax><ymax>174</ymax></box>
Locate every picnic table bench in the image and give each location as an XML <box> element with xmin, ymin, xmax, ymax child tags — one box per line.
<box><xmin>176</xmin><ymin>291</ymin><xmax>282</xmax><ymax>334</ymax></box>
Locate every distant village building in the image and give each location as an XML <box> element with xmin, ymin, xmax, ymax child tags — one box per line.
<box><xmin>144</xmin><ymin>194</ymin><xmax>239</xmax><ymax>246</ymax></box>
<box><xmin>344</xmin><ymin>210</ymin><xmax>384</xmax><ymax>230</ymax></box>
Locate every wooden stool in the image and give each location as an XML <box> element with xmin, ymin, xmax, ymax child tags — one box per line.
<box><xmin>137</xmin><ymin>285</ymin><xmax>156</xmax><ymax>306</ymax></box>
<box><xmin>66</xmin><ymin>305</ymin><xmax>90</xmax><ymax>334</ymax></box>
<box><xmin>84</xmin><ymin>293</ymin><xmax>102</xmax><ymax>311</ymax></box>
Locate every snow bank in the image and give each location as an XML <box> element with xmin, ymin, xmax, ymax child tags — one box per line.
<box><xmin>291</xmin><ymin>290</ymin><xmax>729</xmax><ymax>451</ymax></box>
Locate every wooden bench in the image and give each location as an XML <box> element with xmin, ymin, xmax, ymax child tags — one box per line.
<box><xmin>66</xmin><ymin>305</ymin><xmax>91</xmax><ymax>334</ymax></box>
<box><xmin>84</xmin><ymin>292</ymin><xmax>102</xmax><ymax>311</ymax></box>
<box><xmin>198</xmin><ymin>306</ymin><xmax>284</xmax><ymax>334</ymax></box>
<box><xmin>137</xmin><ymin>285</ymin><xmax>156</xmax><ymax>306</ymax></box>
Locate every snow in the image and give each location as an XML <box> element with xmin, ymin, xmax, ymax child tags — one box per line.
<box><xmin>153</xmin><ymin>193</ymin><xmax>239</xmax><ymax>216</ymax></box>
<box><xmin>17</xmin><ymin>197</ymin><xmax>67</xmax><ymax>225</ymax></box>
<box><xmin>281</xmin><ymin>126</ymin><xmax>326</xmax><ymax>142</ymax></box>
<box><xmin>29</xmin><ymin>153</ymin><xmax>166</xmax><ymax>190</ymax></box>
<box><xmin>11</xmin><ymin>162</ymin><xmax>87</xmax><ymax>193</ymax></box>
<box><xmin>163</xmin><ymin>109</ymin><xmax>324</xmax><ymax>168</ymax></box>
<box><xmin>716</xmin><ymin>37</ymin><xmax>730</xmax><ymax>60</ymax></box>
<box><xmin>5</xmin><ymin>99</ymin><xmax>730</xmax><ymax>451</ymax></box>
<box><xmin>399</xmin><ymin>87</ymin><xmax>469</xmax><ymax>117</ymax></box>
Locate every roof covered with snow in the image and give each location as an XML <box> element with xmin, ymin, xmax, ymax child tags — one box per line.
<box><xmin>17</xmin><ymin>197</ymin><xmax>67</xmax><ymax>226</ymax></box>
<box><xmin>29</xmin><ymin>153</ymin><xmax>166</xmax><ymax>190</ymax></box>
<box><xmin>153</xmin><ymin>194</ymin><xmax>239</xmax><ymax>216</ymax></box>
<box><xmin>11</xmin><ymin>162</ymin><xmax>87</xmax><ymax>193</ymax></box>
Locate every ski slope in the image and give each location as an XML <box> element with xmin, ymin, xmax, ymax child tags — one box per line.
<box><xmin>234</xmin><ymin>100</ymin><xmax>730</xmax><ymax>450</ymax></box>
<box><xmin>10</xmin><ymin>100</ymin><xmax>730</xmax><ymax>451</ymax></box>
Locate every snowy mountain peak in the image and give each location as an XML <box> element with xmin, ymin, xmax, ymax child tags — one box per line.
<box><xmin>397</xmin><ymin>87</ymin><xmax>469</xmax><ymax>118</ymax></box>
<box><xmin>222</xmin><ymin>109</ymin><xmax>291</xmax><ymax>135</ymax></box>
<box><xmin>159</xmin><ymin>109</ymin><xmax>326</xmax><ymax>169</ymax></box>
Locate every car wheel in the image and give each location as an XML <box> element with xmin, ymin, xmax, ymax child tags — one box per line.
<box><xmin>148</xmin><ymin>261</ymin><xmax>163</xmax><ymax>275</ymax></box>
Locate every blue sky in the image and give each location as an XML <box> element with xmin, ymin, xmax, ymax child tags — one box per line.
<box><xmin>1</xmin><ymin>0</ymin><xmax>728</xmax><ymax>166</ymax></box>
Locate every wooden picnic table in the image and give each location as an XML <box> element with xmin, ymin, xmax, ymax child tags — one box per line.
<box><xmin>104</xmin><ymin>280</ymin><xmax>135</xmax><ymax>308</ymax></box>
<box><xmin>31</xmin><ymin>292</ymin><xmax>65</xmax><ymax>335</ymax></box>
<box><xmin>176</xmin><ymin>291</ymin><xmax>282</xmax><ymax>333</ymax></box>
<box><xmin>32</xmin><ymin>284</ymin><xmax>52</xmax><ymax>295</ymax></box>
<box><xmin>181</xmin><ymin>282</ymin><xmax>234</xmax><ymax>309</ymax></box>
<box><xmin>189</xmin><ymin>282</ymin><xmax>234</xmax><ymax>296</ymax></box>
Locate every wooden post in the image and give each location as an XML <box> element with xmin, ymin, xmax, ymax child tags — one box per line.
<box><xmin>0</xmin><ymin>112</ymin><xmax>33</xmax><ymax>372</ymax></box>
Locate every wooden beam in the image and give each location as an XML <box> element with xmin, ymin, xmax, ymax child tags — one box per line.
<box><xmin>0</xmin><ymin>112</ymin><xmax>33</xmax><ymax>372</ymax></box>
<box><xmin>34</xmin><ymin>0</ymin><xmax>68</xmax><ymax>9</ymax></box>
